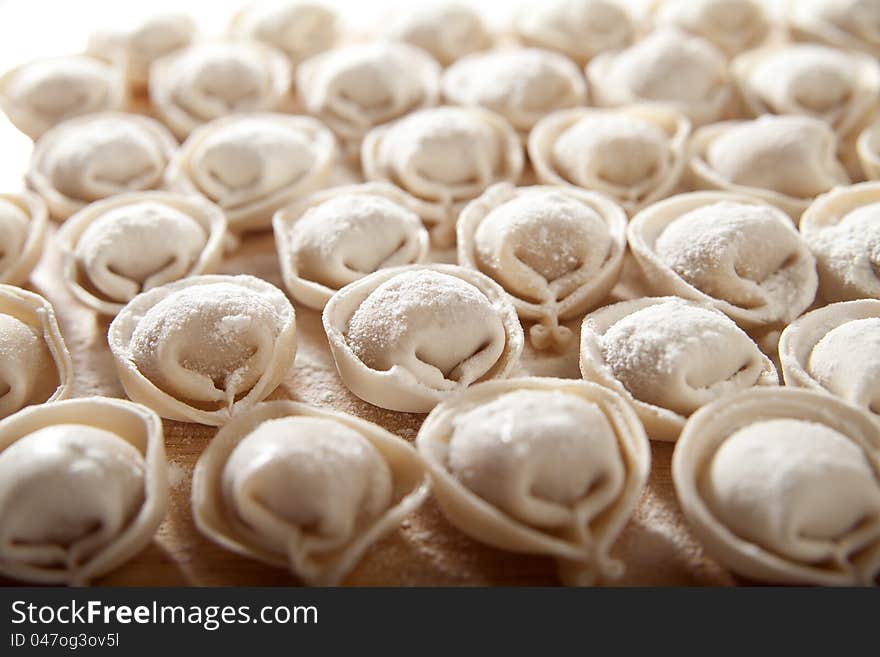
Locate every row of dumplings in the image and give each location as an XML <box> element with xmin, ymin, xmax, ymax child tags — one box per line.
<box><xmin>5</xmin><ymin>98</ymin><xmax>878</xmax><ymax>298</ymax></box>
<box><xmin>2</xmin><ymin>0</ymin><xmax>878</xmax><ymax>137</ymax></box>
<box><xmin>1</xmin><ymin>374</ymin><xmax>876</xmax><ymax>586</ymax></box>
<box><xmin>6</xmin><ymin>2</ymin><xmax>880</xmax><ymax>219</ymax></box>
<box><xmin>1</xmin><ymin>181</ymin><xmax>879</xmax><ymax>586</ymax></box>
<box><xmin>1</xmin><ymin>176</ymin><xmax>878</xmax><ymax>427</ymax></box>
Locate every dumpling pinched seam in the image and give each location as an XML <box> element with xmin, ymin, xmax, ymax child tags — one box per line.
<box><xmin>149</xmin><ymin>40</ymin><xmax>292</xmax><ymax>140</ymax></box>
<box><xmin>193</xmin><ymin>400</ymin><xmax>429</xmax><ymax>585</ymax></box>
<box><xmin>361</xmin><ymin>106</ymin><xmax>523</xmax><ymax>247</ymax></box>
<box><xmin>0</xmin><ymin>285</ymin><xmax>73</xmax><ymax>420</ymax></box>
<box><xmin>528</xmin><ymin>105</ymin><xmax>691</xmax><ymax>215</ymax></box>
<box><xmin>0</xmin><ymin>396</ymin><xmax>167</xmax><ymax>585</ymax></box>
<box><xmin>56</xmin><ymin>191</ymin><xmax>228</xmax><ymax>315</ymax></box>
<box><xmin>779</xmin><ymin>299</ymin><xmax>880</xmax><ymax>423</ymax></box>
<box><xmin>687</xmin><ymin>115</ymin><xmax>850</xmax><ymax>222</ymax></box>
<box><xmin>322</xmin><ymin>263</ymin><xmax>524</xmax><ymax>413</ymax></box>
<box><xmin>296</xmin><ymin>41</ymin><xmax>440</xmax><ymax>149</ymax></box>
<box><xmin>580</xmin><ymin>296</ymin><xmax>778</xmax><ymax>442</ymax></box>
<box><xmin>273</xmin><ymin>182</ymin><xmax>430</xmax><ymax>311</ymax></box>
<box><xmin>799</xmin><ymin>182</ymin><xmax>880</xmax><ymax>303</ymax></box>
<box><xmin>108</xmin><ymin>274</ymin><xmax>297</xmax><ymax>426</ymax></box>
<box><xmin>0</xmin><ymin>192</ymin><xmax>47</xmax><ymax>287</ymax></box>
<box><xmin>228</xmin><ymin>1</ymin><xmax>338</xmax><ymax>65</ymax></box>
<box><xmin>417</xmin><ymin>377</ymin><xmax>650</xmax><ymax>585</ymax></box>
<box><xmin>458</xmin><ymin>183</ymin><xmax>627</xmax><ymax>351</ymax></box>
<box><xmin>26</xmin><ymin>112</ymin><xmax>177</xmax><ymax>220</ymax></box>
<box><xmin>0</xmin><ymin>55</ymin><xmax>127</xmax><ymax>140</ymax></box>
<box><xmin>165</xmin><ymin>112</ymin><xmax>336</xmax><ymax>233</ymax></box>
<box><xmin>513</xmin><ymin>0</ymin><xmax>636</xmax><ymax>67</ymax></box>
<box><xmin>673</xmin><ymin>387</ymin><xmax>880</xmax><ymax>585</ymax></box>
<box><xmin>628</xmin><ymin>192</ymin><xmax>818</xmax><ymax>329</ymax></box>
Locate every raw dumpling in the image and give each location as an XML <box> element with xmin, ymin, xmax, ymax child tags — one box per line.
<box><xmin>800</xmin><ymin>182</ymin><xmax>880</xmax><ymax>302</ymax></box>
<box><xmin>580</xmin><ymin>296</ymin><xmax>778</xmax><ymax>441</ymax></box>
<box><xmin>273</xmin><ymin>182</ymin><xmax>430</xmax><ymax>310</ymax></box>
<box><xmin>229</xmin><ymin>1</ymin><xmax>337</xmax><ymax>65</ymax></box>
<box><xmin>628</xmin><ymin>192</ymin><xmax>818</xmax><ymax>328</ymax></box>
<box><xmin>513</xmin><ymin>0</ymin><xmax>635</xmax><ymax>66</ymax></box>
<box><xmin>857</xmin><ymin>120</ymin><xmax>880</xmax><ymax>180</ymax></box>
<box><xmin>57</xmin><ymin>191</ymin><xmax>228</xmax><ymax>315</ymax></box>
<box><xmin>417</xmin><ymin>377</ymin><xmax>650</xmax><ymax>585</ymax></box>
<box><xmin>385</xmin><ymin>3</ymin><xmax>490</xmax><ymax>66</ymax></box>
<box><xmin>165</xmin><ymin>112</ymin><xmax>335</xmax><ymax>233</ymax></box>
<box><xmin>673</xmin><ymin>387</ymin><xmax>880</xmax><ymax>584</ymax></box>
<box><xmin>192</xmin><ymin>400</ymin><xmax>429</xmax><ymax>585</ymax></box>
<box><xmin>88</xmin><ymin>13</ymin><xmax>197</xmax><ymax>90</ymax></box>
<box><xmin>0</xmin><ymin>192</ymin><xmax>47</xmax><ymax>287</ymax></box>
<box><xmin>108</xmin><ymin>275</ymin><xmax>297</xmax><ymax>426</ymax></box>
<box><xmin>441</xmin><ymin>48</ymin><xmax>586</xmax><ymax>134</ymax></box>
<box><xmin>322</xmin><ymin>264</ymin><xmax>524</xmax><ymax>413</ymax></box>
<box><xmin>0</xmin><ymin>397</ymin><xmax>167</xmax><ymax>584</ymax></box>
<box><xmin>732</xmin><ymin>44</ymin><xmax>880</xmax><ymax>140</ymax></box>
<box><xmin>788</xmin><ymin>0</ymin><xmax>880</xmax><ymax>58</ymax></box>
<box><xmin>458</xmin><ymin>183</ymin><xmax>627</xmax><ymax>350</ymax></box>
<box><xmin>587</xmin><ymin>28</ymin><xmax>732</xmax><ymax>126</ymax></box>
<box><xmin>779</xmin><ymin>299</ymin><xmax>880</xmax><ymax>422</ymax></box>
<box><xmin>0</xmin><ymin>55</ymin><xmax>127</xmax><ymax>140</ymax></box>
<box><xmin>688</xmin><ymin>115</ymin><xmax>850</xmax><ymax>220</ymax></box>
<box><xmin>149</xmin><ymin>40</ymin><xmax>292</xmax><ymax>139</ymax></box>
<box><xmin>296</xmin><ymin>42</ymin><xmax>440</xmax><ymax>148</ymax></box>
<box><xmin>653</xmin><ymin>0</ymin><xmax>771</xmax><ymax>57</ymax></box>
<box><xmin>528</xmin><ymin>106</ymin><xmax>691</xmax><ymax>214</ymax></box>
<box><xmin>361</xmin><ymin>106</ymin><xmax>523</xmax><ymax>246</ymax></box>
<box><xmin>0</xmin><ymin>285</ymin><xmax>73</xmax><ymax>420</ymax></box>
<box><xmin>26</xmin><ymin>112</ymin><xmax>177</xmax><ymax>220</ymax></box>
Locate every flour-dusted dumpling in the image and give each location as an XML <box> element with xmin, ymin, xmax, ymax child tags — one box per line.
<box><xmin>0</xmin><ymin>286</ymin><xmax>73</xmax><ymax>420</ymax></box>
<box><xmin>587</xmin><ymin>29</ymin><xmax>732</xmax><ymax>126</ymax></box>
<box><xmin>514</xmin><ymin>0</ymin><xmax>635</xmax><ymax>66</ymax></box>
<box><xmin>788</xmin><ymin>0</ymin><xmax>880</xmax><ymax>58</ymax></box>
<box><xmin>229</xmin><ymin>1</ymin><xmax>337</xmax><ymax>65</ymax></box>
<box><xmin>580</xmin><ymin>296</ymin><xmax>777</xmax><ymax>442</ymax></box>
<box><xmin>0</xmin><ymin>397</ymin><xmax>167</xmax><ymax>585</ymax></box>
<box><xmin>165</xmin><ymin>112</ymin><xmax>335</xmax><ymax>233</ymax></box>
<box><xmin>857</xmin><ymin>120</ymin><xmax>880</xmax><ymax>180</ymax></box>
<box><xmin>732</xmin><ymin>45</ymin><xmax>880</xmax><ymax>140</ymax></box>
<box><xmin>458</xmin><ymin>183</ymin><xmax>626</xmax><ymax>351</ymax></box>
<box><xmin>0</xmin><ymin>55</ymin><xmax>127</xmax><ymax>140</ymax></box>
<box><xmin>57</xmin><ymin>192</ymin><xmax>227</xmax><ymax>315</ymax></box>
<box><xmin>0</xmin><ymin>192</ymin><xmax>47</xmax><ymax>287</ymax></box>
<box><xmin>673</xmin><ymin>387</ymin><xmax>880</xmax><ymax>584</ymax></box>
<box><xmin>800</xmin><ymin>183</ymin><xmax>880</xmax><ymax>302</ymax></box>
<box><xmin>653</xmin><ymin>0</ymin><xmax>771</xmax><ymax>58</ymax></box>
<box><xmin>441</xmin><ymin>48</ymin><xmax>586</xmax><ymax>135</ymax></box>
<box><xmin>274</xmin><ymin>183</ymin><xmax>429</xmax><ymax>310</ymax></box>
<box><xmin>529</xmin><ymin>106</ymin><xmax>691</xmax><ymax>214</ymax></box>
<box><xmin>779</xmin><ymin>300</ymin><xmax>880</xmax><ymax>423</ymax></box>
<box><xmin>629</xmin><ymin>192</ymin><xmax>818</xmax><ymax>328</ymax></box>
<box><xmin>323</xmin><ymin>264</ymin><xmax>523</xmax><ymax>413</ymax></box>
<box><xmin>193</xmin><ymin>400</ymin><xmax>429</xmax><ymax>585</ymax></box>
<box><xmin>26</xmin><ymin>112</ymin><xmax>177</xmax><ymax>220</ymax></box>
<box><xmin>297</xmin><ymin>42</ymin><xmax>440</xmax><ymax>150</ymax></box>
<box><xmin>417</xmin><ymin>377</ymin><xmax>650</xmax><ymax>585</ymax></box>
<box><xmin>149</xmin><ymin>40</ymin><xmax>292</xmax><ymax>139</ymax></box>
<box><xmin>385</xmin><ymin>3</ymin><xmax>490</xmax><ymax>66</ymax></box>
<box><xmin>688</xmin><ymin>115</ymin><xmax>850</xmax><ymax>220</ymax></box>
<box><xmin>108</xmin><ymin>275</ymin><xmax>297</xmax><ymax>426</ymax></box>
<box><xmin>361</xmin><ymin>106</ymin><xmax>523</xmax><ymax>246</ymax></box>
<box><xmin>88</xmin><ymin>13</ymin><xmax>197</xmax><ymax>90</ymax></box>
